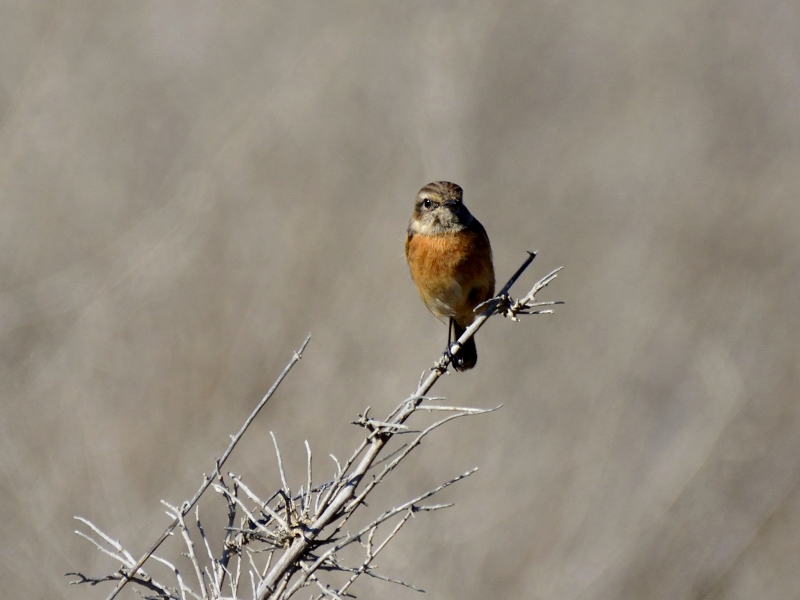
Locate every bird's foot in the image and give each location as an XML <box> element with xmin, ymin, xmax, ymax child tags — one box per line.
<box><xmin>446</xmin><ymin>342</ymin><xmax>468</xmax><ymax>371</ymax></box>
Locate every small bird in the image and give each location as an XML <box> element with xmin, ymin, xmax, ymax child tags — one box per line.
<box><xmin>405</xmin><ymin>181</ymin><xmax>495</xmax><ymax>371</ymax></box>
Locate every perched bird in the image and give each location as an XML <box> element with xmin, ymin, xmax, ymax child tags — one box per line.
<box><xmin>405</xmin><ymin>181</ymin><xmax>495</xmax><ymax>371</ymax></box>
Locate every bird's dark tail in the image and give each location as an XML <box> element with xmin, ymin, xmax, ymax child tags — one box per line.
<box><xmin>450</xmin><ymin>320</ymin><xmax>478</xmax><ymax>372</ymax></box>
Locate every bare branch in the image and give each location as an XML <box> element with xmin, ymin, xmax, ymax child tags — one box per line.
<box><xmin>72</xmin><ymin>252</ymin><xmax>562</xmax><ymax>600</ymax></box>
<box><xmin>414</xmin><ymin>404</ymin><xmax>502</xmax><ymax>413</ymax></box>
<box><xmin>74</xmin><ymin>517</ymin><xmax>137</xmax><ymax>565</ymax></box>
<box><xmin>166</xmin><ymin>504</ymin><xmax>208</xmax><ymax>600</ymax></box>
<box><xmin>99</xmin><ymin>335</ymin><xmax>311</xmax><ymax>600</ymax></box>
<box><xmin>344</xmin><ymin>410</ymin><xmax>491</xmax><ymax>514</ymax></box>
<box><xmin>211</xmin><ymin>483</ymin><xmax>282</xmax><ymax>541</ymax></box>
<box><xmin>282</xmin><ymin>468</ymin><xmax>476</xmax><ymax>597</ymax></box>
<box><xmin>336</xmin><ymin>512</ymin><xmax>418</xmax><ymax>597</ymax></box>
<box><xmin>303</xmin><ymin>441</ymin><xmax>313</xmax><ymax>518</ymax></box>
<box><xmin>269</xmin><ymin>432</ymin><xmax>290</xmax><ymax>496</ymax></box>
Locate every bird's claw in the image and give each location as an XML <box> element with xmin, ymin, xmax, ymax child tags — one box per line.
<box><xmin>446</xmin><ymin>342</ymin><xmax>469</xmax><ymax>371</ymax></box>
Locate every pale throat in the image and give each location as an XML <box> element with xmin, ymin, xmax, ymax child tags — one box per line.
<box><xmin>410</xmin><ymin>211</ymin><xmax>473</xmax><ymax>236</ymax></box>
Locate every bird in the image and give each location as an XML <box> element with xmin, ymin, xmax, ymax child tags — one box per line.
<box><xmin>405</xmin><ymin>181</ymin><xmax>495</xmax><ymax>371</ymax></box>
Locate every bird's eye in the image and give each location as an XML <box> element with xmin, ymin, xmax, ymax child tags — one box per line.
<box><xmin>422</xmin><ymin>198</ymin><xmax>432</xmax><ymax>209</ymax></box>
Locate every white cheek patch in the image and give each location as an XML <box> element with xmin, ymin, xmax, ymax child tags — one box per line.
<box><xmin>415</xmin><ymin>219</ymin><xmax>439</xmax><ymax>236</ymax></box>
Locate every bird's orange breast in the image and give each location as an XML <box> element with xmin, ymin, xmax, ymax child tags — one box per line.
<box><xmin>405</xmin><ymin>225</ymin><xmax>495</xmax><ymax>326</ymax></box>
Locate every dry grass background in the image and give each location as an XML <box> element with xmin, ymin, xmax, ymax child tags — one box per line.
<box><xmin>1</xmin><ymin>2</ymin><xmax>799</xmax><ymax>599</ymax></box>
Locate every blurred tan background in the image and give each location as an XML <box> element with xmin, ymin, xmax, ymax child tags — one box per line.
<box><xmin>2</xmin><ymin>1</ymin><xmax>800</xmax><ymax>598</ymax></box>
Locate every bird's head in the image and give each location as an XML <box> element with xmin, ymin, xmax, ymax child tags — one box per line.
<box><xmin>410</xmin><ymin>181</ymin><xmax>474</xmax><ymax>235</ymax></box>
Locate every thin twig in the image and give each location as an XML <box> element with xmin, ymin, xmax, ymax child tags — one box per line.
<box><xmin>270</xmin><ymin>432</ymin><xmax>290</xmax><ymax>496</ymax></box>
<box><xmin>283</xmin><ymin>468</ymin><xmax>476</xmax><ymax>597</ymax></box>
<box><xmin>101</xmin><ymin>336</ymin><xmax>311</xmax><ymax>600</ymax></box>
<box><xmin>336</xmin><ymin>511</ymin><xmax>419</xmax><ymax>596</ymax></box>
<box><xmin>303</xmin><ymin>441</ymin><xmax>313</xmax><ymax>518</ymax></box>
<box><xmin>211</xmin><ymin>484</ymin><xmax>282</xmax><ymax>540</ymax></box>
<box><xmin>163</xmin><ymin>502</ymin><xmax>209</xmax><ymax>600</ymax></box>
<box><xmin>216</xmin><ymin>476</ymin><xmax>239</xmax><ymax>591</ymax></box>
<box><xmin>344</xmin><ymin>409</ymin><xmax>495</xmax><ymax>514</ymax></box>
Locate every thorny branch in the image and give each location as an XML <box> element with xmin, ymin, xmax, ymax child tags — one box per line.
<box><xmin>70</xmin><ymin>251</ymin><xmax>562</xmax><ymax>599</ymax></box>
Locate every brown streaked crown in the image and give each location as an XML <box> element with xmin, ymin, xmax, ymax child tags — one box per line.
<box><xmin>416</xmin><ymin>181</ymin><xmax>463</xmax><ymax>205</ymax></box>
